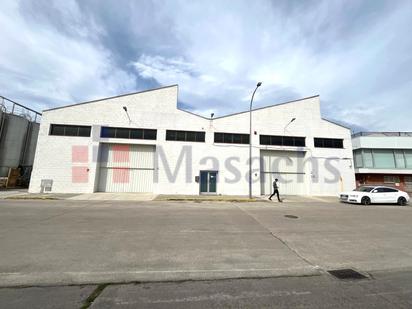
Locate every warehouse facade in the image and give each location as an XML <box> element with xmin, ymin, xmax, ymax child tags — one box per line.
<box><xmin>29</xmin><ymin>85</ymin><xmax>355</xmax><ymax>196</ymax></box>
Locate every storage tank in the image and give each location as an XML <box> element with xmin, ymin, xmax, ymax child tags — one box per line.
<box><xmin>0</xmin><ymin>114</ymin><xmax>30</xmax><ymax>177</ymax></box>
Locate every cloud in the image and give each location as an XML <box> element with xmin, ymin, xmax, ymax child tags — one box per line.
<box><xmin>0</xmin><ymin>0</ymin><xmax>136</xmax><ymax>111</ymax></box>
<box><xmin>1</xmin><ymin>0</ymin><xmax>411</xmax><ymax>131</ymax></box>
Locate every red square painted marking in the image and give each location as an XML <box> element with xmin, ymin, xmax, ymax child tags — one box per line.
<box><xmin>113</xmin><ymin>168</ymin><xmax>129</xmax><ymax>183</ymax></box>
<box><xmin>72</xmin><ymin>166</ymin><xmax>88</xmax><ymax>183</ymax></box>
<box><xmin>113</xmin><ymin>144</ymin><xmax>130</xmax><ymax>163</ymax></box>
<box><xmin>72</xmin><ymin>145</ymin><xmax>88</xmax><ymax>163</ymax></box>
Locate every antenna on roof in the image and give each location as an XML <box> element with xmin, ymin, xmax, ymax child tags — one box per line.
<box><xmin>211</xmin><ymin>113</ymin><xmax>214</xmax><ymax>118</ymax></box>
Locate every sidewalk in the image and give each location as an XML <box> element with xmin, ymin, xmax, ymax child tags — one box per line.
<box><xmin>1</xmin><ymin>191</ymin><xmax>338</xmax><ymax>203</ymax></box>
<box><xmin>155</xmin><ymin>194</ymin><xmax>338</xmax><ymax>203</ymax></box>
<box><xmin>0</xmin><ymin>188</ymin><xmax>29</xmax><ymax>199</ymax></box>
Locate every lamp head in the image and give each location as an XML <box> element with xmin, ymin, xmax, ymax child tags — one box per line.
<box><xmin>123</xmin><ymin>106</ymin><xmax>128</xmax><ymax>112</ymax></box>
<box><xmin>291</xmin><ymin>117</ymin><xmax>296</xmax><ymax>122</ymax></box>
<box><xmin>256</xmin><ymin>82</ymin><xmax>262</xmax><ymax>87</ymax></box>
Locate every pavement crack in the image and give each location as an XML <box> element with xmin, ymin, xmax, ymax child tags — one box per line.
<box><xmin>235</xmin><ymin>204</ymin><xmax>319</xmax><ymax>270</ymax></box>
<box><xmin>80</xmin><ymin>283</ymin><xmax>109</xmax><ymax>309</ymax></box>
<box><xmin>268</xmin><ymin>232</ymin><xmax>317</xmax><ymax>268</ymax></box>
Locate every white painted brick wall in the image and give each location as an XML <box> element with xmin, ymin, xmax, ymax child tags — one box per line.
<box><xmin>29</xmin><ymin>85</ymin><xmax>355</xmax><ymax>196</ymax></box>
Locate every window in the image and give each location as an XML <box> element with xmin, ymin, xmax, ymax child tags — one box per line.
<box><xmin>373</xmin><ymin>150</ymin><xmax>395</xmax><ymax>168</ymax></box>
<box><xmin>214</xmin><ymin>132</ymin><xmax>250</xmax><ymax>144</ymax></box>
<box><xmin>130</xmin><ymin>129</ymin><xmax>143</xmax><ymax>139</ymax></box>
<box><xmin>382</xmin><ymin>187</ymin><xmax>398</xmax><ymax>192</ymax></box>
<box><xmin>116</xmin><ymin>128</ymin><xmax>130</xmax><ymax>139</ymax></box>
<box><xmin>384</xmin><ymin>175</ymin><xmax>400</xmax><ymax>183</ymax></box>
<box><xmin>101</xmin><ymin>127</ymin><xmax>115</xmax><ymax>138</ymax></box>
<box><xmin>394</xmin><ymin>150</ymin><xmax>405</xmax><ymax>168</ymax></box>
<box><xmin>314</xmin><ymin>138</ymin><xmax>343</xmax><ymax>148</ymax></box>
<box><xmin>354</xmin><ymin>150</ymin><xmax>363</xmax><ymax>168</ymax></box>
<box><xmin>260</xmin><ymin>135</ymin><xmax>306</xmax><ymax>147</ymax></box>
<box><xmin>143</xmin><ymin>129</ymin><xmax>157</xmax><ymax>140</ymax></box>
<box><xmin>363</xmin><ymin>149</ymin><xmax>374</xmax><ymax>168</ymax></box>
<box><xmin>166</xmin><ymin>130</ymin><xmax>205</xmax><ymax>142</ymax></box>
<box><xmin>404</xmin><ymin>150</ymin><xmax>412</xmax><ymax>168</ymax></box>
<box><xmin>50</xmin><ymin>124</ymin><xmax>91</xmax><ymax>137</ymax></box>
<box><xmin>100</xmin><ymin>127</ymin><xmax>157</xmax><ymax>140</ymax></box>
<box><xmin>374</xmin><ymin>187</ymin><xmax>386</xmax><ymax>193</ymax></box>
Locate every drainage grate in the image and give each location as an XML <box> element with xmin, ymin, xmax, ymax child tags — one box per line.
<box><xmin>284</xmin><ymin>215</ymin><xmax>299</xmax><ymax>219</ymax></box>
<box><xmin>328</xmin><ymin>269</ymin><xmax>368</xmax><ymax>280</ymax></box>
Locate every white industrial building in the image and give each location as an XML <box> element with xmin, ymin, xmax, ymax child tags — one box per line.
<box><xmin>29</xmin><ymin>85</ymin><xmax>355</xmax><ymax>196</ymax></box>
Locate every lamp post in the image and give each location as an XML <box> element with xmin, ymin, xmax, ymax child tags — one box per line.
<box><xmin>249</xmin><ymin>82</ymin><xmax>262</xmax><ymax>199</ymax></box>
<box><xmin>282</xmin><ymin>118</ymin><xmax>296</xmax><ymax>145</ymax></box>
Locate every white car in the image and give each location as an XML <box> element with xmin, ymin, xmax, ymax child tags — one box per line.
<box><xmin>340</xmin><ymin>186</ymin><xmax>410</xmax><ymax>206</ymax></box>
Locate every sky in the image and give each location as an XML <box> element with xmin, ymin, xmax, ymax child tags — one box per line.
<box><xmin>0</xmin><ymin>0</ymin><xmax>411</xmax><ymax>132</ymax></box>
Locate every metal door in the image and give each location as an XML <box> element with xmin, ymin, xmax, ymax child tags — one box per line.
<box><xmin>200</xmin><ymin>171</ymin><xmax>217</xmax><ymax>194</ymax></box>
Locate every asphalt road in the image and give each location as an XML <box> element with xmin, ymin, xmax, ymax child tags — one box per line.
<box><xmin>0</xmin><ymin>199</ymin><xmax>411</xmax><ymax>307</ymax></box>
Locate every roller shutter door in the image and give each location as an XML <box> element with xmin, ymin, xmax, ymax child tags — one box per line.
<box><xmin>260</xmin><ymin>150</ymin><xmax>307</xmax><ymax>195</ymax></box>
<box><xmin>98</xmin><ymin>144</ymin><xmax>155</xmax><ymax>192</ymax></box>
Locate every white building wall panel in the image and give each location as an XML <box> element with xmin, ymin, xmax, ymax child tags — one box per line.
<box><xmin>29</xmin><ymin>85</ymin><xmax>356</xmax><ymax>196</ymax></box>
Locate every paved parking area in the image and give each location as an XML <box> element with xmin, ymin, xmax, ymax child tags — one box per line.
<box><xmin>0</xmin><ymin>199</ymin><xmax>411</xmax><ymax>288</ymax></box>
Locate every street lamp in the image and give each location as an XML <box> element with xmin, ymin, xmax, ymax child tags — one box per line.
<box><xmin>249</xmin><ymin>82</ymin><xmax>262</xmax><ymax>199</ymax></box>
<box><xmin>282</xmin><ymin>117</ymin><xmax>296</xmax><ymax>145</ymax></box>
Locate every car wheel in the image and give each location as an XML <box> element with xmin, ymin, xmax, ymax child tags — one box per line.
<box><xmin>397</xmin><ymin>197</ymin><xmax>407</xmax><ymax>206</ymax></box>
<box><xmin>361</xmin><ymin>196</ymin><xmax>371</xmax><ymax>206</ymax></box>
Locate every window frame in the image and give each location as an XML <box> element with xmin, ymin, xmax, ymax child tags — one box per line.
<box><xmin>214</xmin><ymin>132</ymin><xmax>250</xmax><ymax>145</ymax></box>
<box><xmin>165</xmin><ymin>130</ymin><xmax>206</xmax><ymax>143</ymax></box>
<box><xmin>313</xmin><ymin>137</ymin><xmax>344</xmax><ymax>149</ymax></box>
<box><xmin>259</xmin><ymin>134</ymin><xmax>306</xmax><ymax>147</ymax></box>
<box><xmin>100</xmin><ymin>126</ymin><xmax>157</xmax><ymax>140</ymax></box>
<box><xmin>49</xmin><ymin>124</ymin><xmax>91</xmax><ymax>137</ymax></box>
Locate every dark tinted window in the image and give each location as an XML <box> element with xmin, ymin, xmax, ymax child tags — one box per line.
<box><xmin>214</xmin><ymin>133</ymin><xmax>224</xmax><ymax>143</ymax></box>
<box><xmin>375</xmin><ymin>188</ymin><xmax>386</xmax><ymax>193</ymax></box>
<box><xmin>295</xmin><ymin>138</ymin><xmax>305</xmax><ymax>147</ymax></box>
<box><xmin>100</xmin><ymin>127</ymin><xmax>157</xmax><ymax>140</ymax></box>
<box><xmin>314</xmin><ymin>138</ymin><xmax>343</xmax><ymax>148</ymax></box>
<box><xmin>383</xmin><ymin>188</ymin><xmax>398</xmax><ymax>192</ymax></box>
<box><xmin>143</xmin><ymin>129</ymin><xmax>157</xmax><ymax>140</ymax></box>
<box><xmin>233</xmin><ymin>134</ymin><xmax>241</xmax><ymax>144</ymax></box>
<box><xmin>78</xmin><ymin>126</ymin><xmax>91</xmax><ymax>137</ymax></box>
<box><xmin>116</xmin><ymin>128</ymin><xmax>130</xmax><ymax>139</ymax></box>
<box><xmin>65</xmin><ymin>126</ymin><xmax>78</xmax><ymax>136</ymax></box>
<box><xmin>166</xmin><ymin>130</ymin><xmax>205</xmax><ymax>142</ymax></box>
<box><xmin>186</xmin><ymin>131</ymin><xmax>196</xmax><ymax>142</ymax></box>
<box><xmin>130</xmin><ymin>129</ymin><xmax>143</xmax><ymax>139</ymax></box>
<box><xmin>101</xmin><ymin>127</ymin><xmax>115</xmax><ymax>138</ymax></box>
<box><xmin>50</xmin><ymin>124</ymin><xmax>64</xmax><ymax>136</ymax></box>
<box><xmin>50</xmin><ymin>124</ymin><xmax>91</xmax><ymax>137</ymax></box>
<box><xmin>196</xmin><ymin>132</ymin><xmax>205</xmax><ymax>142</ymax></box>
<box><xmin>166</xmin><ymin>130</ymin><xmax>176</xmax><ymax>140</ymax></box>
<box><xmin>260</xmin><ymin>135</ymin><xmax>306</xmax><ymax>147</ymax></box>
<box><xmin>223</xmin><ymin>133</ymin><xmax>232</xmax><ymax>143</ymax></box>
<box><xmin>214</xmin><ymin>132</ymin><xmax>249</xmax><ymax>144</ymax></box>
<box><xmin>176</xmin><ymin>131</ymin><xmax>186</xmax><ymax>141</ymax></box>
<box><xmin>283</xmin><ymin>136</ymin><xmax>293</xmax><ymax>146</ymax></box>
<box><xmin>260</xmin><ymin>135</ymin><xmax>270</xmax><ymax>145</ymax></box>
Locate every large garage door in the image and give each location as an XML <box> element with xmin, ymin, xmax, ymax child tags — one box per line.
<box><xmin>260</xmin><ymin>150</ymin><xmax>306</xmax><ymax>195</ymax></box>
<box><xmin>98</xmin><ymin>144</ymin><xmax>155</xmax><ymax>192</ymax></box>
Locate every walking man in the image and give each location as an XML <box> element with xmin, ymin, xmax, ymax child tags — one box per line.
<box><xmin>269</xmin><ymin>178</ymin><xmax>282</xmax><ymax>202</ymax></box>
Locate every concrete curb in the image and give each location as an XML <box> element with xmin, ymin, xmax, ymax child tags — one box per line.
<box><xmin>0</xmin><ymin>266</ymin><xmax>322</xmax><ymax>288</ymax></box>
